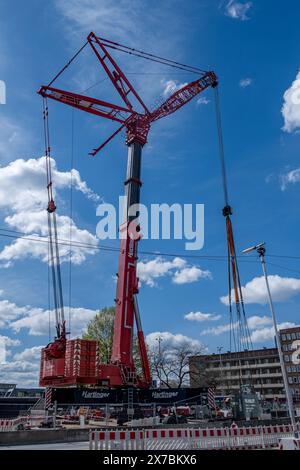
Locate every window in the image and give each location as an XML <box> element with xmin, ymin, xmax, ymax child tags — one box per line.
<box><xmin>291</xmin><ymin>333</ymin><xmax>297</xmax><ymax>340</ymax></box>
<box><xmin>296</xmin><ymin>333</ymin><xmax>300</xmax><ymax>340</ymax></box>
<box><xmin>283</xmin><ymin>345</ymin><xmax>288</xmax><ymax>352</ymax></box>
<box><xmin>287</xmin><ymin>334</ymin><xmax>291</xmax><ymax>341</ymax></box>
<box><xmin>287</xmin><ymin>367</ymin><xmax>292</xmax><ymax>373</ymax></box>
<box><xmin>288</xmin><ymin>377</ymin><xmax>293</xmax><ymax>384</ymax></box>
<box><xmin>293</xmin><ymin>377</ymin><xmax>298</xmax><ymax>384</ymax></box>
<box><xmin>282</xmin><ymin>334</ymin><xmax>287</xmax><ymax>341</ymax></box>
<box><xmin>284</xmin><ymin>355</ymin><xmax>290</xmax><ymax>362</ymax></box>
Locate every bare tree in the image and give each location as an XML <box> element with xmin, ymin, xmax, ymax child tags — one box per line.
<box><xmin>189</xmin><ymin>355</ymin><xmax>218</xmax><ymax>388</ymax></box>
<box><xmin>150</xmin><ymin>341</ymin><xmax>207</xmax><ymax>389</ymax></box>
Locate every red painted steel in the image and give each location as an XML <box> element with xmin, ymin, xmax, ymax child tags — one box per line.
<box><xmin>38</xmin><ymin>32</ymin><xmax>217</xmax><ymax>388</ymax></box>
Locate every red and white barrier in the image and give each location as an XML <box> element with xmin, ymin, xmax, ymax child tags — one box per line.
<box><xmin>0</xmin><ymin>417</ymin><xmax>28</xmax><ymax>432</ymax></box>
<box><xmin>89</xmin><ymin>425</ymin><xmax>295</xmax><ymax>451</ymax></box>
<box><xmin>279</xmin><ymin>438</ymin><xmax>300</xmax><ymax>450</ymax></box>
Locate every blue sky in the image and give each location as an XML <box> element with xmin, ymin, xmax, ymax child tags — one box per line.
<box><xmin>0</xmin><ymin>0</ymin><xmax>300</xmax><ymax>386</ymax></box>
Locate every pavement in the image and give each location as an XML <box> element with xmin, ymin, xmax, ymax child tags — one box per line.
<box><xmin>0</xmin><ymin>441</ymin><xmax>89</xmax><ymax>450</ymax></box>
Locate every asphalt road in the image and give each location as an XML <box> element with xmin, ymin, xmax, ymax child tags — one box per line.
<box><xmin>0</xmin><ymin>441</ymin><xmax>89</xmax><ymax>450</ymax></box>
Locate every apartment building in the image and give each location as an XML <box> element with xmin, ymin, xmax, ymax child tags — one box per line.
<box><xmin>189</xmin><ymin>327</ymin><xmax>300</xmax><ymax>403</ymax></box>
<box><xmin>189</xmin><ymin>347</ymin><xmax>284</xmax><ymax>401</ymax></box>
<box><xmin>280</xmin><ymin>326</ymin><xmax>300</xmax><ymax>401</ymax></box>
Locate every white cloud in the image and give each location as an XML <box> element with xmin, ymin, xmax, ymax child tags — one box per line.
<box><xmin>55</xmin><ymin>0</ymin><xmax>141</xmax><ymax>41</ymax></box>
<box><xmin>185</xmin><ymin>311</ymin><xmax>221</xmax><ymax>322</ymax></box>
<box><xmin>0</xmin><ymin>157</ymin><xmax>99</xmax><ymax>267</ymax></box>
<box><xmin>173</xmin><ymin>266</ymin><xmax>211</xmax><ymax>285</ymax></box>
<box><xmin>161</xmin><ymin>80</ymin><xmax>188</xmax><ymax>98</ymax></box>
<box><xmin>282</xmin><ymin>70</ymin><xmax>300</xmax><ymax>133</ymax></box>
<box><xmin>13</xmin><ymin>346</ymin><xmax>43</xmax><ymax>362</ymax></box>
<box><xmin>138</xmin><ymin>257</ymin><xmax>184</xmax><ymax>287</ymax></box>
<box><xmin>10</xmin><ymin>306</ymin><xmax>97</xmax><ymax>337</ymax></box>
<box><xmin>224</xmin><ymin>1</ymin><xmax>253</xmax><ymax>21</ymax></box>
<box><xmin>146</xmin><ymin>331</ymin><xmax>202</xmax><ymax>352</ymax></box>
<box><xmin>201</xmin><ymin>314</ymin><xmax>299</xmax><ymax>345</ymax></box>
<box><xmin>201</xmin><ymin>323</ymin><xmax>232</xmax><ymax>336</ymax></box>
<box><xmin>0</xmin><ymin>299</ymin><xmax>28</xmax><ymax>328</ymax></box>
<box><xmin>280</xmin><ymin>168</ymin><xmax>300</xmax><ymax>190</ymax></box>
<box><xmin>137</xmin><ymin>257</ymin><xmax>211</xmax><ymax>287</ymax></box>
<box><xmin>221</xmin><ymin>275</ymin><xmax>300</xmax><ymax>305</ymax></box>
<box><xmin>240</xmin><ymin>78</ymin><xmax>252</xmax><ymax>88</ymax></box>
<box><xmin>0</xmin><ymin>345</ymin><xmax>42</xmax><ymax>387</ymax></box>
<box><xmin>250</xmin><ymin>322</ymin><xmax>297</xmax><ymax>344</ymax></box>
<box><xmin>201</xmin><ymin>315</ymin><xmax>272</xmax><ymax>336</ymax></box>
<box><xmin>247</xmin><ymin>315</ymin><xmax>272</xmax><ymax>329</ymax></box>
<box><xmin>197</xmin><ymin>97</ymin><xmax>210</xmax><ymax>106</ymax></box>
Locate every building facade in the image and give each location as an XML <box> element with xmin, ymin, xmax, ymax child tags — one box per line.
<box><xmin>280</xmin><ymin>326</ymin><xmax>300</xmax><ymax>402</ymax></box>
<box><xmin>189</xmin><ymin>327</ymin><xmax>300</xmax><ymax>403</ymax></box>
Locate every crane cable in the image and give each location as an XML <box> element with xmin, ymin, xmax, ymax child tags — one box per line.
<box><xmin>213</xmin><ymin>85</ymin><xmax>253</xmax><ymax>352</ymax></box>
<box><xmin>43</xmin><ymin>97</ymin><xmax>65</xmax><ymax>340</ymax></box>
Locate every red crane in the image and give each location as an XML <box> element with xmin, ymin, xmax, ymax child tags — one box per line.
<box><xmin>38</xmin><ymin>32</ymin><xmax>217</xmax><ymax>388</ymax></box>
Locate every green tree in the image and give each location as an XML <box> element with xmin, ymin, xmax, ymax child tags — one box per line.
<box><xmin>83</xmin><ymin>306</ymin><xmax>146</xmax><ymax>376</ymax></box>
<box><xmin>83</xmin><ymin>306</ymin><xmax>115</xmax><ymax>363</ymax></box>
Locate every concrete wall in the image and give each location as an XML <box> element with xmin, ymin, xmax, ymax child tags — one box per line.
<box><xmin>0</xmin><ymin>428</ymin><xmax>89</xmax><ymax>446</ymax></box>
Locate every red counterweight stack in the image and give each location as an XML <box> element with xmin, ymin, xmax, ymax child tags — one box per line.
<box><xmin>40</xmin><ymin>339</ymin><xmax>101</xmax><ymax>386</ymax></box>
<box><xmin>64</xmin><ymin>339</ymin><xmax>100</xmax><ymax>378</ymax></box>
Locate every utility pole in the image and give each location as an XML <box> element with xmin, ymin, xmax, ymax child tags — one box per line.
<box><xmin>243</xmin><ymin>242</ymin><xmax>297</xmax><ymax>436</ymax></box>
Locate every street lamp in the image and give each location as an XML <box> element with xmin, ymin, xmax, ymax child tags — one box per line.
<box><xmin>217</xmin><ymin>347</ymin><xmax>224</xmax><ymax>393</ymax></box>
<box><xmin>242</xmin><ymin>242</ymin><xmax>297</xmax><ymax>435</ymax></box>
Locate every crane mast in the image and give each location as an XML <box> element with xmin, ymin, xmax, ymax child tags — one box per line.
<box><xmin>38</xmin><ymin>32</ymin><xmax>217</xmax><ymax>388</ymax></box>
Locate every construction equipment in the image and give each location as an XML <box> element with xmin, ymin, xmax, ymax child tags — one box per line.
<box><xmin>214</xmin><ymin>87</ymin><xmax>252</xmax><ymax>353</ymax></box>
<box><xmin>38</xmin><ymin>32</ymin><xmax>217</xmax><ymax>388</ymax></box>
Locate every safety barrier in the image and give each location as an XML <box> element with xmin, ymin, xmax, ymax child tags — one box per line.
<box><xmin>0</xmin><ymin>417</ymin><xmax>28</xmax><ymax>432</ymax></box>
<box><xmin>279</xmin><ymin>438</ymin><xmax>300</xmax><ymax>450</ymax></box>
<box><xmin>89</xmin><ymin>424</ymin><xmax>294</xmax><ymax>450</ymax></box>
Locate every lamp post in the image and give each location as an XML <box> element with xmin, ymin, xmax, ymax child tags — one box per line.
<box><xmin>217</xmin><ymin>346</ymin><xmax>224</xmax><ymax>394</ymax></box>
<box><xmin>242</xmin><ymin>242</ymin><xmax>297</xmax><ymax>435</ymax></box>
<box><xmin>156</xmin><ymin>336</ymin><xmax>163</xmax><ymax>387</ymax></box>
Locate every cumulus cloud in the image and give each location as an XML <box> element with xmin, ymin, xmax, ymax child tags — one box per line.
<box><xmin>239</xmin><ymin>78</ymin><xmax>252</xmax><ymax>88</ymax></box>
<box><xmin>0</xmin><ymin>299</ymin><xmax>28</xmax><ymax>328</ymax></box>
<box><xmin>250</xmin><ymin>322</ymin><xmax>297</xmax><ymax>344</ymax></box>
<box><xmin>137</xmin><ymin>257</ymin><xmax>211</xmax><ymax>287</ymax></box>
<box><xmin>13</xmin><ymin>346</ymin><xmax>43</xmax><ymax>362</ymax></box>
<box><xmin>201</xmin><ymin>323</ymin><xmax>232</xmax><ymax>336</ymax></box>
<box><xmin>220</xmin><ymin>275</ymin><xmax>300</xmax><ymax>305</ymax></box>
<box><xmin>173</xmin><ymin>266</ymin><xmax>211</xmax><ymax>285</ymax></box>
<box><xmin>280</xmin><ymin>168</ymin><xmax>300</xmax><ymax>190</ymax></box>
<box><xmin>201</xmin><ymin>314</ymin><xmax>298</xmax><ymax>345</ymax></box>
<box><xmin>282</xmin><ymin>71</ymin><xmax>300</xmax><ymax>133</ymax></box>
<box><xmin>185</xmin><ymin>311</ymin><xmax>221</xmax><ymax>322</ymax></box>
<box><xmin>0</xmin><ymin>157</ymin><xmax>99</xmax><ymax>267</ymax></box>
<box><xmin>10</xmin><ymin>306</ymin><xmax>98</xmax><ymax>337</ymax></box>
<box><xmin>0</xmin><ymin>345</ymin><xmax>42</xmax><ymax>387</ymax></box>
<box><xmin>247</xmin><ymin>315</ymin><xmax>273</xmax><ymax>329</ymax></box>
<box><xmin>224</xmin><ymin>1</ymin><xmax>253</xmax><ymax>21</ymax></box>
<box><xmin>0</xmin><ymin>335</ymin><xmax>21</xmax><ymax>347</ymax></box>
<box><xmin>201</xmin><ymin>315</ymin><xmax>273</xmax><ymax>336</ymax></box>
<box><xmin>146</xmin><ymin>331</ymin><xmax>202</xmax><ymax>351</ymax></box>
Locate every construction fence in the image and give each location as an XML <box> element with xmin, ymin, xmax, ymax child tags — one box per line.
<box><xmin>89</xmin><ymin>424</ymin><xmax>295</xmax><ymax>450</ymax></box>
